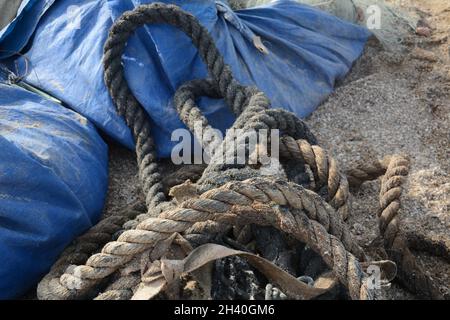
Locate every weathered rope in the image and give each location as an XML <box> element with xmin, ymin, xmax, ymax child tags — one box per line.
<box><xmin>346</xmin><ymin>158</ymin><xmax>386</xmax><ymax>189</ymax></box>
<box><xmin>101</xmin><ymin>0</ymin><xmax>313</xmax><ymax>243</ymax></box>
<box><xmin>174</xmin><ymin>79</ymin><xmax>349</xmax><ymax>219</ymax></box>
<box><xmin>37</xmin><ymin>201</ymin><xmax>145</xmax><ymax>300</ymax></box>
<box><xmin>161</xmin><ymin>164</ymin><xmax>207</xmax><ymax>195</ymax></box>
<box><xmin>377</xmin><ymin>156</ymin><xmax>444</xmax><ymax>299</ymax></box>
<box><xmin>280</xmin><ymin>137</ymin><xmax>350</xmax><ymax>220</ymax></box>
<box><xmin>346</xmin><ymin>156</ymin><xmax>446</xmax><ymax>299</ymax></box>
<box><xmin>57</xmin><ymin>178</ymin><xmax>372</xmax><ymax>300</ymax></box>
<box><xmin>170</xmin><ymin>56</ymin><xmax>355</xmax><ymax>298</ymax></box>
<box><xmin>37</xmin><ymin>3</ymin><xmax>314</xmax><ymax>299</ymax></box>
<box><xmin>38</xmin><ymin>3</ymin><xmax>447</xmax><ymax>301</ymax></box>
<box><xmin>36</xmin><ymin>3</ymin><xmax>371</xmax><ymax>300</ymax></box>
<box><xmin>174</xmin><ymin>80</ymin><xmax>348</xmax><ymax>217</ymax></box>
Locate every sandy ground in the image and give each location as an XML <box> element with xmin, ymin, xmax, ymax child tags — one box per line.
<box><xmin>102</xmin><ymin>0</ymin><xmax>449</xmax><ymax>299</ymax></box>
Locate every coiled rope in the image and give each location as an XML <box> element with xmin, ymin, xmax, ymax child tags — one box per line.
<box><xmin>37</xmin><ymin>3</ymin><xmax>447</xmax><ymax>300</ymax></box>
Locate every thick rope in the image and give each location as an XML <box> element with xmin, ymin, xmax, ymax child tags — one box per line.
<box><xmin>172</xmin><ymin>78</ymin><xmax>346</xmax><ymax>219</ymax></box>
<box><xmin>346</xmin><ymin>159</ymin><xmax>386</xmax><ymax>189</ymax></box>
<box><xmin>346</xmin><ymin>156</ymin><xmax>447</xmax><ymax>299</ymax></box>
<box><xmin>377</xmin><ymin>156</ymin><xmax>444</xmax><ymax>299</ymax></box>
<box><xmin>161</xmin><ymin>164</ymin><xmax>207</xmax><ymax>195</ymax></box>
<box><xmin>37</xmin><ymin>3</ymin><xmax>313</xmax><ymax>299</ymax></box>
<box><xmin>53</xmin><ymin>178</ymin><xmax>372</xmax><ymax>300</ymax></box>
<box><xmin>101</xmin><ymin>1</ymin><xmax>313</xmax><ymax>245</ymax></box>
<box><xmin>37</xmin><ymin>3</ymin><xmax>415</xmax><ymax>301</ymax></box>
<box><xmin>170</xmin><ymin>65</ymin><xmax>354</xmax><ymax>294</ymax></box>
<box><xmin>37</xmin><ymin>201</ymin><xmax>145</xmax><ymax>300</ymax></box>
<box><xmin>280</xmin><ymin>137</ymin><xmax>350</xmax><ymax>220</ymax></box>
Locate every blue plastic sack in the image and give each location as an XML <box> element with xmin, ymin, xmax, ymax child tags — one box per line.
<box><xmin>0</xmin><ymin>77</ymin><xmax>108</xmax><ymax>299</ymax></box>
<box><xmin>1</xmin><ymin>0</ymin><xmax>371</xmax><ymax>157</ymax></box>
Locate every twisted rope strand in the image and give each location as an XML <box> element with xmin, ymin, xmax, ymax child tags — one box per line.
<box><xmin>377</xmin><ymin>156</ymin><xmax>444</xmax><ymax>299</ymax></box>
<box><xmin>344</xmin><ymin>156</ymin><xmax>447</xmax><ymax>298</ymax></box>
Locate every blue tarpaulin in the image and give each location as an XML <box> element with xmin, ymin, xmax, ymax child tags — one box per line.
<box><xmin>1</xmin><ymin>0</ymin><xmax>371</xmax><ymax>156</ymax></box>
<box><xmin>0</xmin><ymin>74</ymin><xmax>108</xmax><ymax>299</ymax></box>
<box><xmin>0</xmin><ymin>0</ymin><xmax>371</xmax><ymax>298</ymax></box>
